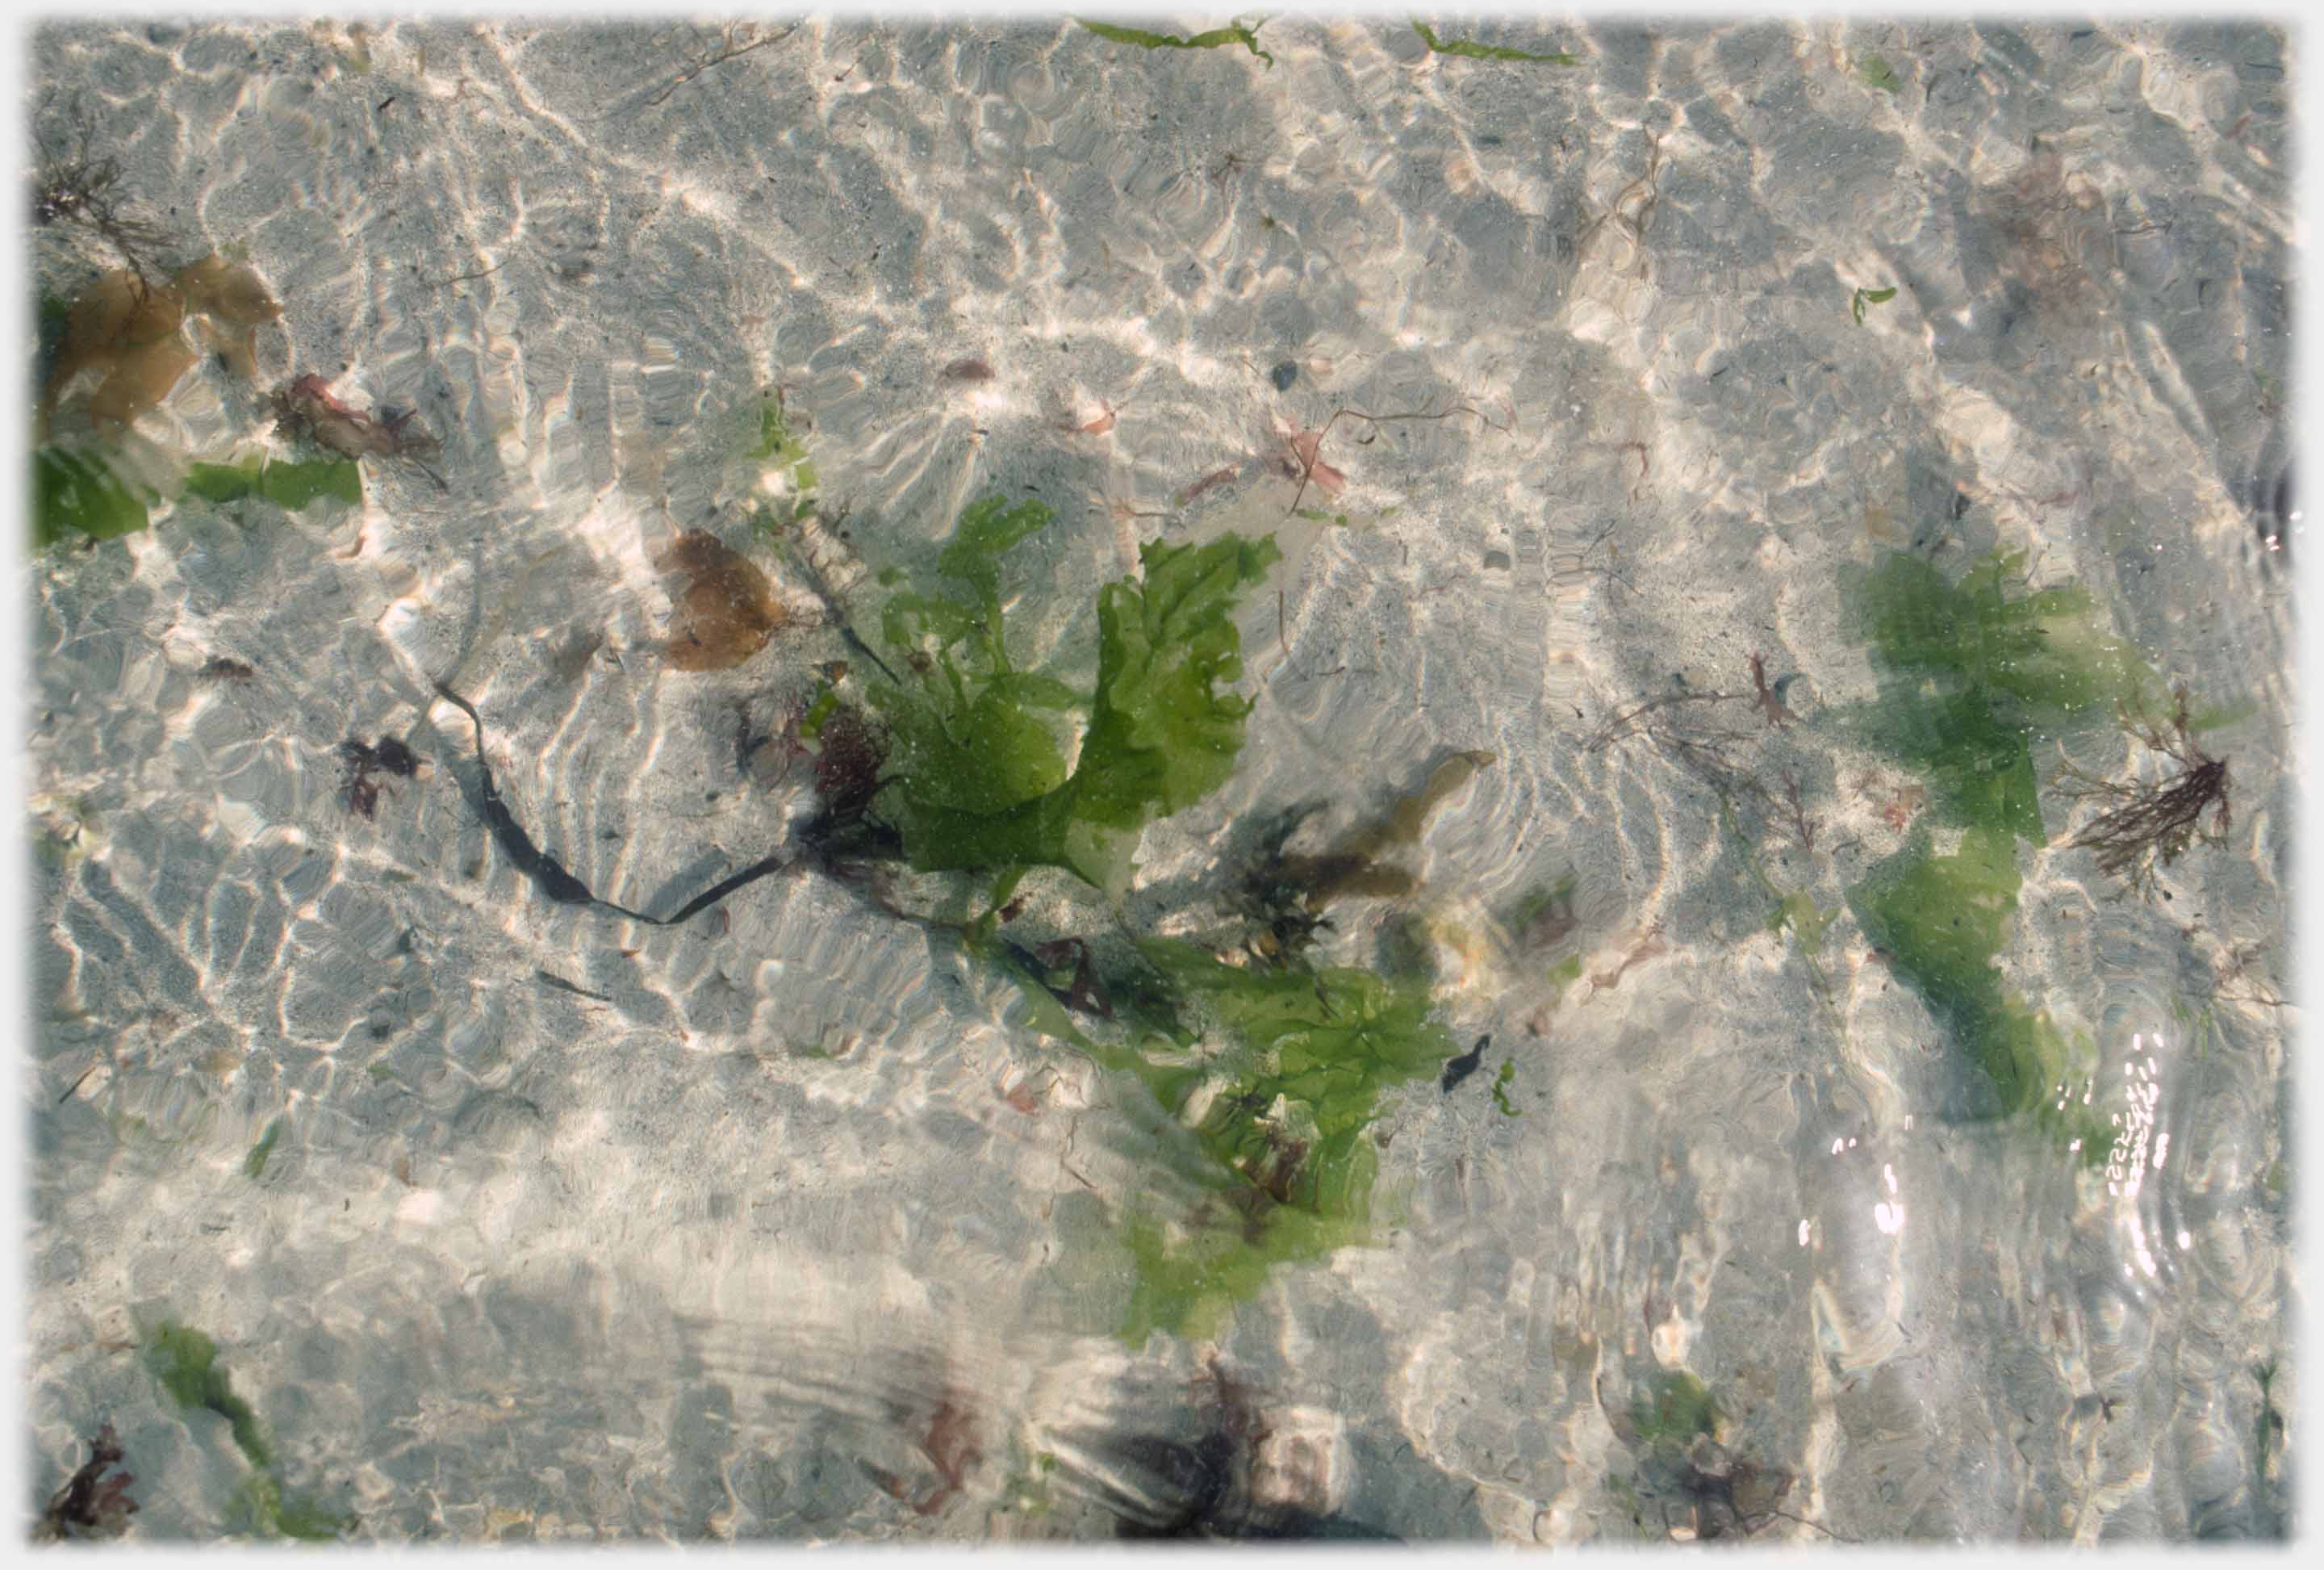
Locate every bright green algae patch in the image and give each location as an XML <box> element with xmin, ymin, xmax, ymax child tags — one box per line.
<box><xmin>1849</xmin><ymin>827</ymin><xmax>2099</xmax><ymax>1145</ymax></box>
<box><xmin>1841</xmin><ymin>550</ymin><xmax>2138</xmax><ymax>1146</ymax></box>
<box><xmin>146</xmin><ymin>1320</ymin><xmax>356</xmax><ymax>1539</ymax></box>
<box><xmin>1841</xmin><ymin>548</ymin><xmax>2148</xmax><ymax>843</ymax></box>
<box><xmin>867</xmin><ymin>495</ymin><xmax>1281</xmax><ymax>894</ymax></box>
<box><xmin>34</xmin><ymin>443</ymin><xmax>153</xmax><ymax>547</ymax></box>
<box><xmin>1109</xmin><ymin>941</ymin><xmax>1452</xmax><ymax>1347</ymax></box>
<box><xmin>184</xmin><ymin>453</ymin><xmax>362</xmax><ymax>511</ymax></box>
<box><xmin>36</xmin><ymin>444</ymin><xmax>357</xmax><ymax>551</ymax></box>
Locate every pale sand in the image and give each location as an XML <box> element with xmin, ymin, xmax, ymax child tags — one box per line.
<box><xmin>23</xmin><ymin>15</ymin><xmax>2294</xmax><ymax>1543</ymax></box>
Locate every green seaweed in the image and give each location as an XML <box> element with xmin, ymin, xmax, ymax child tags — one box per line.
<box><xmin>869</xmin><ymin>501</ymin><xmax>1279</xmax><ymax>895</ymax></box>
<box><xmin>229</xmin><ymin>1473</ymin><xmax>355</xmax><ymax>1543</ymax></box>
<box><xmin>34</xmin><ymin>442</ymin><xmax>152</xmax><ymax>547</ymax></box>
<box><xmin>147</xmin><ymin>1321</ymin><xmax>271</xmax><ymax>1468</ymax></box>
<box><xmin>1076</xmin><ymin>16</ymin><xmax>1274</xmax><ymax>69</ymax></box>
<box><xmin>1632</xmin><ymin>1369</ymin><xmax>1720</xmax><ymax>1446</ymax></box>
<box><xmin>1851</xmin><ymin>550</ymin><xmax>2146</xmax><ymax>716</ymax></box>
<box><xmin>1112</xmin><ymin>940</ymin><xmax>1452</xmax><ymax>1346</ymax></box>
<box><xmin>1848</xmin><ymin>827</ymin><xmax>2098</xmax><ymax>1141</ymax></box>
<box><xmin>1411</xmin><ymin>19</ymin><xmax>1578</xmax><ymax>64</ymax></box>
<box><xmin>1850</xmin><ymin>283</ymin><xmax>1897</xmax><ymax>324</ymax></box>
<box><xmin>243</xmin><ymin>1116</ymin><xmax>282</xmax><ymax>1179</ymax></box>
<box><xmin>184</xmin><ymin>453</ymin><xmax>362</xmax><ymax>512</ymax></box>
<box><xmin>1858</xmin><ymin>53</ymin><xmax>1903</xmax><ymax>93</ymax></box>
<box><xmin>1866</xmin><ymin>681</ymin><xmax>2043</xmax><ymax>839</ymax></box>
<box><xmin>1491</xmin><ymin>1057</ymin><xmax>1521</xmax><ymax>1116</ymax></box>
<box><xmin>744</xmin><ymin>387</ymin><xmax>818</xmax><ymax>534</ymax></box>
<box><xmin>1770</xmin><ymin>893</ymin><xmax>1834</xmax><ymax>957</ymax></box>
<box><xmin>1841</xmin><ymin>549</ymin><xmax>2150</xmax><ymax>845</ymax></box>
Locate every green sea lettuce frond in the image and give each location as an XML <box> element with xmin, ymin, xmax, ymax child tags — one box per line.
<box><xmin>1849</xmin><ymin>827</ymin><xmax>2100</xmax><ymax>1142</ymax></box>
<box><xmin>872</xmin><ymin>509</ymin><xmax>1278</xmax><ymax>894</ymax></box>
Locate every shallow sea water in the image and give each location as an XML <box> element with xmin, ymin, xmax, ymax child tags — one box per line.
<box><xmin>25</xmin><ymin>15</ymin><xmax>2295</xmax><ymax>1543</ymax></box>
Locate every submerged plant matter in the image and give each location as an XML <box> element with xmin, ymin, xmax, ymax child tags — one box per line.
<box><xmin>32</xmin><ymin>98</ymin><xmax>175</xmax><ymax>280</ymax></box>
<box><xmin>1610</xmin><ymin>1370</ymin><xmax>1845</xmax><ymax>1542</ymax></box>
<box><xmin>1838</xmin><ymin>548</ymin><xmax>2150</xmax><ymax>1145</ymax></box>
<box><xmin>1411</xmin><ymin>20</ymin><xmax>1578</xmax><ymax>64</ymax></box>
<box><xmin>1076</xmin><ymin>17</ymin><xmax>1274</xmax><ymax>69</ymax></box>
<box><xmin>1842</xmin><ymin>548</ymin><xmax>2147</xmax><ymax>843</ymax></box>
<box><xmin>1233</xmin><ymin>749</ymin><xmax>1496</xmax><ymax>965</ymax></box>
<box><xmin>658</xmin><ymin>530</ymin><xmax>788</xmax><ymax>672</ymax></box>
<box><xmin>36</xmin><ymin>1423</ymin><xmax>138</xmax><ymax>1542</ymax></box>
<box><xmin>864</xmin><ymin>495</ymin><xmax>1281</xmax><ymax>895</ymax></box>
<box><xmin>270</xmin><ymin>374</ymin><xmax>445</xmax><ymax>489</ymax></box>
<box><xmin>184</xmin><ymin>452</ymin><xmax>362</xmax><ymax>512</ymax></box>
<box><xmin>1849</xmin><ymin>827</ymin><xmax>2099</xmax><ymax>1143</ymax></box>
<box><xmin>2054</xmin><ymin>686</ymin><xmax>2231</xmax><ymax>898</ymax></box>
<box><xmin>144</xmin><ymin>1321</ymin><xmax>355</xmax><ymax>1540</ymax></box>
<box><xmin>1114</xmin><ymin>941</ymin><xmax>1454</xmax><ymax>1347</ymax></box>
<box><xmin>40</xmin><ymin>258</ymin><xmax>281</xmax><ymax>440</ymax></box>
<box><xmin>33</xmin><ymin>443</ymin><xmax>154</xmax><ymax>547</ymax></box>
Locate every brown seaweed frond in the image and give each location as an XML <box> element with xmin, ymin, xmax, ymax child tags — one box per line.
<box><xmin>2054</xmin><ymin>686</ymin><xmax>2231</xmax><ymax>898</ymax></box>
<box><xmin>36</xmin><ymin>1422</ymin><xmax>138</xmax><ymax>1542</ymax></box>
<box><xmin>1643</xmin><ymin>1436</ymin><xmax>1854</xmax><ymax>1544</ymax></box>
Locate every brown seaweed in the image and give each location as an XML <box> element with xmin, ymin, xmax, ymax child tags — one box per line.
<box><xmin>39</xmin><ymin>256</ymin><xmax>282</xmax><ymax>439</ymax></box>
<box><xmin>1233</xmin><ymin>751</ymin><xmax>1494</xmax><ymax>966</ymax></box>
<box><xmin>270</xmin><ymin>374</ymin><xmax>442</xmax><ymax>489</ymax></box>
<box><xmin>32</xmin><ymin>98</ymin><xmax>175</xmax><ymax>281</ymax></box>
<box><xmin>2055</xmin><ymin>687</ymin><xmax>2231</xmax><ymax>898</ymax></box>
<box><xmin>36</xmin><ymin>1422</ymin><xmax>138</xmax><ymax>1542</ymax></box>
<box><xmin>656</xmin><ymin>530</ymin><xmax>788</xmax><ymax>672</ymax></box>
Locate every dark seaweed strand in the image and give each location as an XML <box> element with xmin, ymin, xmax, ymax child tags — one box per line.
<box><xmin>1440</xmin><ymin>1034</ymin><xmax>1490</xmax><ymax>1093</ymax></box>
<box><xmin>433</xmin><ymin>680</ymin><xmax>792</xmax><ymax>925</ymax></box>
<box><xmin>433</xmin><ymin>680</ymin><xmax>604</xmax><ymax>907</ymax></box>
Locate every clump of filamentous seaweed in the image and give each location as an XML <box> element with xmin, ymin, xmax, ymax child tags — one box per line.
<box><xmin>32</xmin><ymin>96</ymin><xmax>175</xmax><ymax>283</ymax></box>
<box><xmin>2053</xmin><ymin>685</ymin><xmax>2232</xmax><ymax>898</ymax></box>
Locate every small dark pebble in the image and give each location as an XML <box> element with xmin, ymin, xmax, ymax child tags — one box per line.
<box><xmin>1269</xmin><ymin>360</ymin><xmax>1298</xmax><ymax>391</ymax></box>
<box><xmin>1482</xmin><ymin>550</ymin><xmax>1513</xmax><ymax>571</ymax></box>
<box><xmin>197</xmin><ymin>656</ymin><xmax>257</xmax><ymax>683</ymax></box>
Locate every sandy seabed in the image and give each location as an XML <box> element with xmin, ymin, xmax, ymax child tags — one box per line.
<box><xmin>24</xmin><ymin>15</ymin><xmax>2295</xmax><ymax>1543</ymax></box>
